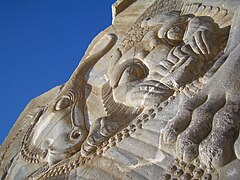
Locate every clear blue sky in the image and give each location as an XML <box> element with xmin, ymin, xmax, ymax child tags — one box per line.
<box><xmin>0</xmin><ymin>0</ymin><xmax>116</xmax><ymax>144</ymax></box>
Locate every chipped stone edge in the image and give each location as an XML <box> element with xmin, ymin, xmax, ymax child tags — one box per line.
<box><xmin>112</xmin><ymin>0</ymin><xmax>136</xmax><ymax>23</ymax></box>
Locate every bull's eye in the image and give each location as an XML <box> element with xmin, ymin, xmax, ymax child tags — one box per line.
<box><xmin>55</xmin><ymin>97</ymin><xmax>72</xmax><ymax>111</ymax></box>
<box><xmin>71</xmin><ymin>130</ymin><xmax>82</xmax><ymax>139</ymax></box>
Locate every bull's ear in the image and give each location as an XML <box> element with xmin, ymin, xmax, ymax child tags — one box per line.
<box><xmin>71</xmin><ymin>102</ymin><xmax>86</xmax><ymax>128</ymax></box>
<box><xmin>71</xmin><ymin>103</ymin><xmax>89</xmax><ymax>144</ymax></box>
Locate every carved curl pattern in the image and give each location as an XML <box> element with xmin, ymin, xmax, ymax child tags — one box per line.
<box><xmin>2</xmin><ymin>2</ymin><xmax>238</xmax><ymax>180</ymax></box>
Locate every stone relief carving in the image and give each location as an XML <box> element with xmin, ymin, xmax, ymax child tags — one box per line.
<box><xmin>110</xmin><ymin>11</ymin><xmax>227</xmax><ymax>108</ymax></box>
<box><xmin>1</xmin><ymin>0</ymin><xmax>240</xmax><ymax>179</ymax></box>
<box><xmin>21</xmin><ymin>33</ymin><xmax>118</xmax><ymax>166</ymax></box>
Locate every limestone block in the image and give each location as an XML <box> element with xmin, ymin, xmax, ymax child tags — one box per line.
<box><xmin>1</xmin><ymin>0</ymin><xmax>240</xmax><ymax>179</ymax></box>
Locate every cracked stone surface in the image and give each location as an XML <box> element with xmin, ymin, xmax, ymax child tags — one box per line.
<box><xmin>1</xmin><ymin>0</ymin><xmax>240</xmax><ymax>179</ymax></box>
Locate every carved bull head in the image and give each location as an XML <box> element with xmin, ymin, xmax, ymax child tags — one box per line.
<box><xmin>28</xmin><ymin>34</ymin><xmax>117</xmax><ymax>165</ymax></box>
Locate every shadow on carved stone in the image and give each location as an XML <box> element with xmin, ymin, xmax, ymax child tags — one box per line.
<box><xmin>2</xmin><ymin>0</ymin><xmax>240</xmax><ymax>180</ymax></box>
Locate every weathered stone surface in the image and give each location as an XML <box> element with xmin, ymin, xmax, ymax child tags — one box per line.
<box><xmin>1</xmin><ymin>0</ymin><xmax>240</xmax><ymax>179</ymax></box>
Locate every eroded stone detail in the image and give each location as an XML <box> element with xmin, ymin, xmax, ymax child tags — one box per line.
<box><xmin>1</xmin><ymin>1</ymin><xmax>240</xmax><ymax>180</ymax></box>
<box><xmin>20</xmin><ymin>34</ymin><xmax>118</xmax><ymax>167</ymax></box>
<box><xmin>162</xmin><ymin>158</ymin><xmax>216</xmax><ymax>179</ymax></box>
<box><xmin>111</xmin><ymin>10</ymin><xmax>228</xmax><ymax>109</ymax></box>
